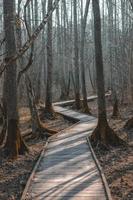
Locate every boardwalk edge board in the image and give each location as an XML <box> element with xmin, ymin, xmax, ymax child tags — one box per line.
<box><xmin>86</xmin><ymin>137</ymin><xmax>112</xmax><ymax>200</ymax></box>
<box><xmin>20</xmin><ymin>141</ymin><xmax>48</xmax><ymax>200</ymax></box>
<box><xmin>57</xmin><ymin>111</ymin><xmax>79</xmax><ymax>123</ymax></box>
<box><xmin>53</xmin><ymin>93</ymin><xmax>110</xmax><ymax>107</ymax></box>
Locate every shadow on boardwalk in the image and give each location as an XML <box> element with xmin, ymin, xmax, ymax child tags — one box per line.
<box><xmin>22</xmin><ymin>107</ymin><xmax>108</xmax><ymax>200</ymax></box>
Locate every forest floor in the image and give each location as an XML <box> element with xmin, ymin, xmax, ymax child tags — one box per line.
<box><xmin>90</xmin><ymin>100</ymin><xmax>133</xmax><ymax>200</ymax></box>
<box><xmin>0</xmin><ymin>100</ymin><xmax>133</xmax><ymax>200</ymax></box>
<box><xmin>0</xmin><ymin>107</ymin><xmax>73</xmax><ymax>200</ymax></box>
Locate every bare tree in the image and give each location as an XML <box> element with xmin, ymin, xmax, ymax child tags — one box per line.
<box><xmin>91</xmin><ymin>0</ymin><xmax>124</xmax><ymax>146</ymax></box>
<box><xmin>3</xmin><ymin>0</ymin><xmax>28</xmax><ymax>158</ymax></box>
<box><xmin>73</xmin><ymin>0</ymin><xmax>81</xmax><ymax>109</ymax></box>
<box><xmin>44</xmin><ymin>0</ymin><xmax>55</xmax><ymax>117</ymax></box>
<box><xmin>80</xmin><ymin>0</ymin><xmax>91</xmax><ymax>113</ymax></box>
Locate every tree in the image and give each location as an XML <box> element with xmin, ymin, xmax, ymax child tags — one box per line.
<box><xmin>80</xmin><ymin>0</ymin><xmax>91</xmax><ymax>113</ymax></box>
<box><xmin>0</xmin><ymin>0</ymin><xmax>61</xmax><ymax>76</ymax></box>
<box><xmin>44</xmin><ymin>0</ymin><xmax>54</xmax><ymax>117</ymax></box>
<box><xmin>129</xmin><ymin>0</ymin><xmax>133</xmax><ymax>9</ymax></box>
<box><xmin>73</xmin><ymin>0</ymin><xmax>81</xmax><ymax>109</ymax></box>
<box><xmin>3</xmin><ymin>0</ymin><xmax>28</xmax><ymax>158</ymax></box>
<box><xmin>123</xmin><ymin>0</ymin><xmax>133</xmax><ymax>130</ymax></box>
<box><xmin>91</xmin><ymin>0</ymin><xmax>124</xmax><ymax>146</ymax></box>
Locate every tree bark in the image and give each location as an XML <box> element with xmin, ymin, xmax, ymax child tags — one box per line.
<box><xmin>80</xmin><ymin>0</ymin><xmax>91</xmax><ymax>114</ymax></box>
<box><xmin>91</xmin><ymin>0</ymin><xmax>124</xmax><ymax>146</ymax></box>
<box><xmin>26</xmin><ymin>76</ymin><xmax>57</xmax><ymax>137</ymax></box>
<box><xmin>45</xmin><ymin>0</ymin><xmax>55</xmax><ymax>117</ymax></box>
<box><xmin>73</xmin><ymin>0</ymin><xmax>81</xmax><ymax>109</ymax></box>
<box><xmin>3</xmin><ymin>0</ymin><xmax>28</xmax><ymax>158</ymax></box>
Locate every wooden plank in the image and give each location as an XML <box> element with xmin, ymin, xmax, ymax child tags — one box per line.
<box><xmin>22</xmin><ymin>105</ymin><xmax>111</xmax><ymax>200</ymax></box>
<box><xmin>31</xmin><ymin>183</ymin><xmax>103</xmax><ymax>190</ymax></box>
<box><xmin>31</xmin><ymin>196</ymin><xmax>106</xmax><ymax>200</ymax></box>
<box><xmin>54</xmin><ymin>106</ymin><xmax>96</xmax><ymax>122</ymax></box>
<box><xmin>32</xmin><ymin>193</ymin><xmax>106</xmax><ymax>197</ymax></box>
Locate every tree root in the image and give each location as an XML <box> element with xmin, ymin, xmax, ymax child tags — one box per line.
<box><xmin>39</xmin><ymin>122</ymin><xmax>58</xmax><ymax>135</ymax></box>
<box><xmin>4</xmin><ymin>119</ymin><xmax>29</xmax><ymax>159</ymax></box>
<box><xmin>91</xmin><ymin>121</ymin><xmax>126</xmax><ymax>147</ymax></box>
<box><xmin>124</xmin><ymin>117</ymin><xmax>133</xmax><ymax>130</ymax></box>
<box><xmin>32</xmin><ymin>121</ymin><xmax>58</xmax><ymax>140</ymax></box>
<box><xmin>40</xmin><ymin>106</ymin><xmax>56</xmax><ymax>120</ymax></box>
<box><xmin>81</xmin><ymin>101</ymin><xmax>92</xmax><ymax>115</ymax></box>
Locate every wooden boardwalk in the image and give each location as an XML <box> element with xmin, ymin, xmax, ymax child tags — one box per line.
<box><xmin>22</xmin><ymin>106</ymin><xmax>111</xmax><ymax>200</ymax></box>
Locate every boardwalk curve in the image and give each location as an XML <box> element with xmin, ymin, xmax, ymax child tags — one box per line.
<box><xmin>21</xmin><ymin>105</ymin><xmax>112</xmax><ymax>200</ymax></box>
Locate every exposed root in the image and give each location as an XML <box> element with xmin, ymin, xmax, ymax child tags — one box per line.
<box><xmin>4</xmin><ymin>119</ymin><xmax>28</xmax><ymax>159</ymax></box>
<box><xmin>91</xmin><ymin>120</ymin><xmax>126</xmax><ymax>147</ymax></box>
<box><xmin>40</xmin><ymin>106</ymin><xmax>56</xmax><ymax>120</ymax></box>
<box><xmin>75</xmin><ymin>95</ymin><xmax>81</xmax><ymax>110</ymax></box>
<box><xmin>22</xmin><ymin>129</ymin><xmax>32</xmax><ymax>138</ymax></box>
<box><xmin>82</xmin><ymin>100</ymin><xmax>92</xmax><ymax>115</ymax></box>
<box><xmin>31</xmin><ymin>119</ymin><xmax>58</xmax><ymax>140</ymax></box>
<box><xmin>124</xmin><ymin>117</ymin><xmax>133</xmax><ymax>130</ymax></box>
<box><xmin>38</xmin><ymin>122</ymin><xmax>57</xmax><ymax>135</ymax></box>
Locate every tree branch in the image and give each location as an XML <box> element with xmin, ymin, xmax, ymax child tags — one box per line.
<box><xmin>0</xmin><ymin>0</ymin><xmax>60</xmax><ymax>76</ymax></box>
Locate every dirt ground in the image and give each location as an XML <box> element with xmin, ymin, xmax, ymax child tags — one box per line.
<box><xmin>0</xmin><ymin>107</ymin><xmax>73</xmax><ymax>200</ymax></box>
<box><xmin>94</xmin><ymin>144</ymin><xmax>133</xmax><ymax>200</ymax></box>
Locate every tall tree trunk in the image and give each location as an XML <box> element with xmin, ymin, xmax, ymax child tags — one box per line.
<box><xmin>59</xmin><ymin>1</ymin><xmax>67</xmax><ymax>100</ymax></box>
<box><xmin>73</xmin><ymin>0</ymin><xmax>81</xmax><ymax>109</ymax></box>
<box><xmin>45</xmin><ymin>0</ymin><xmax>54</xmax><ymax>116</ymax></box>
<box><xmin>112</xmin><ymin>0</ymin><xmax>120</xmax><ymax>118</ymax></box>
<box><xmin>3</xmin><ymin>0</ymin><xmax>28</xmax><ymax>158</ymax></box>
<box><xmin>26</xmin><ymin>76</ymin><xmax>57</xmax><ymax>137</ymax></box>
<box><xmin>123</xmin><ymin>0</ymin><xmax>133</xmax><ymax>130</ymax></box>
<box><xmin>91</xmin><ymin>0</ymin><xmax>124</xmax><ymax>146</ymax></box>
<box><xmin>129</xmin><ymin>0</ymin><xmax>133</xmax><ymax>10</ymax></box>
<box><xmin>80</xmin><ymin>0</ymin><xmax>91</xmax><ymax>113</ymax></box>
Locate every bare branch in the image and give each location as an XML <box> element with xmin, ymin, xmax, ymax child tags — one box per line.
<box><xmin>0</xmin><ymin>0</ymin><xmax>60</xmax><ymax>76</ymax></box>
<box><xmin>17</xmin><ymin>0</ymin><xmax>34</xmax><ymax>85</ymax></box>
